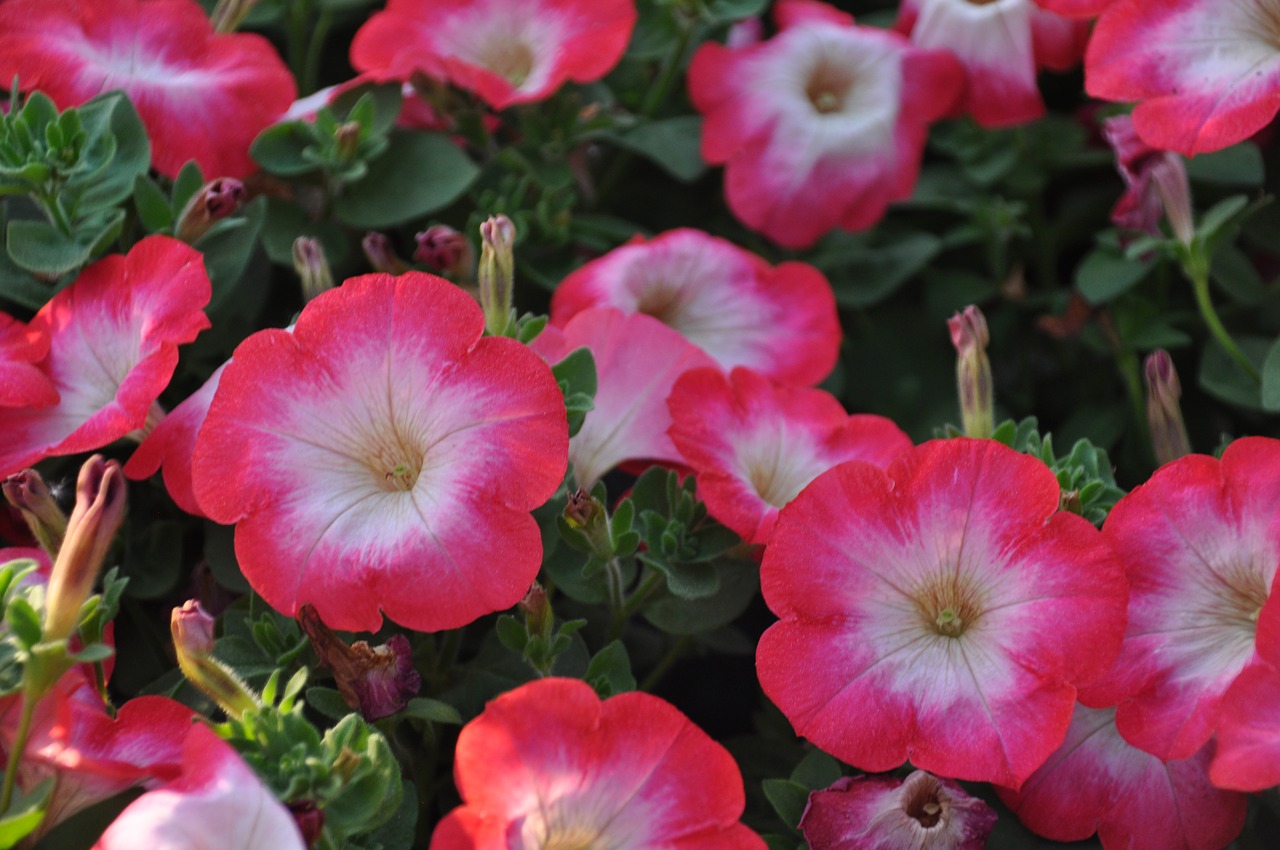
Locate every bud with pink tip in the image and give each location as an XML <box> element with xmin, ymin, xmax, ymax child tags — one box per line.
<box><xmin>1144</xmin><ymin>349</ymin><xmax>1191</xmax><ymax>465</ymax></box>
<box><xmin>361</xmin><ymin>232</ymin><xmax>409</xmax><ymax>275</ymax></box>
<box><xmin>948</xmin><ymin>305</ymin><xmax>994</xmax><ymax>439</ymax></box>
<box><xmin>292</xmin><ymin>237</ymin><xmax>333</xmax><ymax>302</ymax></box>
<box><xmin>478</xmin><ymin>215</ymin><xmax>516</xmax><ymax>336</ymax></box>
<box><xmin>176</xmin><ymin>178</ymin><xmax>246</xmax><ymax>244</ymax></box>
<box><xmin>414</xmin><ymin>225</ymin><xmax>475</xmax><ymax>281</ymax></box>
<box><xmin>2</xmin><ymin>468</ymin><xmax>67</xmax><ymax>557</ymax></box>
<box><xmin>172</xmin><ymin>599</ymin><xmax>259</xmax><ymax>718</ymax></box>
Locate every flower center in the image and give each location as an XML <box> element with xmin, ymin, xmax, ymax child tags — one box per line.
<box><xmin>363</xmin><ymin>428</ymin><xmax>424</xmax><ymax>493</ymax></box>
<box><xmin>804</xmin><ymin>61</ymin><xmax>855</xmax><ymax>115</ymax></box>
<box><xmin>635</xmin><ymin>284</ymin><xmax>686</xmax><ymax>326</ymax></box>
<box><xmin>539</xmin><ymin>823</ymin><xmax>603</xmax><ymax>850</ymax></box>
<box><xmin>1245</xmin><ymin>0</ymin><xmax>1280</xmax><ymax>50</ymax></box>
<box><xmin>903</xmin><ymin>775</ymin><xmax>948</xmax><ymax>829</ymax></box>
<box><xmin>477</xmin><ymin>38</ymin><xmax>536</xmax><ymax>87</ymax></box>
<box><xmin>914</xmin><ymin>571</ymin><xmax>985</xmax><ymax>639</ymax></box>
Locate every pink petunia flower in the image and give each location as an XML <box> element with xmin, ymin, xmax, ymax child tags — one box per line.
<box><xmin>667</xmin><ymin>367</ymin><xmax>911</xmax><ymax>546</ymax></box>
<box><xmin>0</xmin><ymin>315</ymin><xmax>57</xmax><ymax>409</ymax></box>
<box><xmin>190</xmin><ymin>272</ymin><xmax>568</xmax><ymax>633</ymax></box>
<box><xmin>895</xmin><ymin>0</ymin><xmax>1089</xmax><ymax>127</ymax></box>
<box><xmin>0</xmin><ymin>236</ymin><xmax>211</xmax><ymax>479</ymax></box>
<box><xmin>0</xmin><ymin>0</ymin><xmax>296</xmax><ymax>179</ymax></box>
<box><xmin>757</xmin><ymin>438</ymin><xmax>1129</xmax><ymax>788</ymax></box>
<box><xmin>1087</xmin><ymin>437</ymin><xmax>1280</xmax><ymax>761</ymax></box>
<box><xmin>801</xmin><ymin>770</ymin><xmax>997</xmax><ymax>850</ymax></box>
<box><xmin>1102</xmin><ymin>114</ymin><xmax>1194</xmax><ymax>241</ymax></box>
<box><xmin>1210</xmin><ymin>595</ymin><xmax>1280</xmax><ymax>791</ymax></box>
<box><xmin>531</xmin><ymin>307</ymin><xmax>715</xmax><ymax>490</ymax></box>
<box><xmin>350</xmin><ymin>0</ymin><xmax>637</xmax><ymax>110</ymax></box>
<box><xmin>688</xmin><ymin>0</ymin><xmax>962</xmax><ymax>249</ymax></box>
<box><xmin>998</xmin><ymin>703</ymin><xmax>1247</xmax><ymax>850</ymax></box>
<box><xmin>95</xmin><ymin>723</ymin><xmax>305</xmax><ymax>850</ymax></box>
<box><xmin>1086</xmin><ymin>0</ymin><xmax>1280</xmax><ymax>156</ymax></box>
<box><xmin>429</xmin><ymin>677</ymin><xmax>765</xmax><ymax>850</ymax></box>
<box><xmin>1032</xmin><ymin>0</ymin><xmax>1113</xmax><ymax>17</ymax></box>
<box><xmin>551</xmin><ymin>229</ymin><xmax>840</xmax><ymax>386</ymax></box>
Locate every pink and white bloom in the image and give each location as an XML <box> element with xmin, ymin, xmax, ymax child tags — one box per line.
<box><xmin>429</xmin><ymin>678</ymin><xmax>765</xmax><ymax>850</ymax></box>
<box><xmin>1086</xmin><ymin>0</ymin><xmax>1280</xmax><ymax>156</ymax></box>
<box><xmin>1033</xmin><ymin>0</ymin><xmax>1113</xmax><ymax>17</ymax></box>
<box><xmin>0</xmin><ymin>236</ymin><xmax>211</xmax><ymax>479</ymax></box>
<box><xmin>95</xmin><ymin>723</ymin><xmax>305</xmax><ymax>850</ymax></box>
<box><xmin>1088</xmin><ymin>437</ymin><xmax>1280</xmax><ymax>761</ymax></box>
<box><xmin>800</xmin><ymin>771</ymin><xmax>997</xmax><ymax>850</ymax></box>
<box><xmin>0</xmin><ymin>0</ymin><xmax>296</xmax><ymax>179</ymax></box>
<box><xmin>532</xmin><ymin>308</ymin><xmax>715</xmax><ymax>490</ymax></box>
<box><xmin>998</xmin><ymin>704</ymin><xmax>1247</xmax><ymax>850</ymax></box>
<box><xmin>895</xmin><ymin>0</ymin><xmax>1089</xmax><ymax>127</ymax></box>
<box><xmin>667</xmin><ymin>367</ymin><xmax>911</xmax><ymax>546</ymax></box>
<box><xmin>191</xmin><ymin>272</ymin><xmax>567</xmax><ymax>633</ymax></box>
<box><xmin>688</xmin><ymin>0</ymin><xmax>962</xmax><ymax>248</ymax></box>
<box><xmin>757</xmin><ymin>438</ymin><xmax>1130</xmax><ymax>788</ymax></box>
<box><xmin>0</xmin><ymin>315</ymin><xmax>57</xmax><ymax>409</ymax></box>
<box><xmin>350</xmin><ymin>0</ymin><xmax>637</xmax><ymax>110</ymax></box>
<box><xmin>1211</xmin><ymin>590</ymin><xmax>1280</xmax><ymax>791</ymax></box>
<box><xmin>551</xmin><ymin>230</ymin><xmax>840</xmax><ymax>386</ymax></box>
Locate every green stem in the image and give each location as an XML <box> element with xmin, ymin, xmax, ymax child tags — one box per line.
<box><xmin>1185</xmin><ymin>252</ymin><xmax>1260</xmax><ymax>383</ymax></box>
<box><xmin>605</xmin><ymin>559</ymin><xmax>626</xmax><ymax>642</ymax></box>
<box><xmin>0</xmin><ymin>694</ymin><xmax>36</xmax><ymax>811</ymax></box>
<box><xmin>1098</xmin><ymin>311</ymin><xmax>1150</xmax><ymax>460</ymax></box>
<box><xmin>620</xmin><ymin>571</ymin><xmax>665</xmax><ymax>620</ymax></box>
<box><xmin>286</xmin><ymin>0</ymin><xmax>312</xmax><ymax>89</ymax></box>
<box><xmin>640</xmin><ymin>636</ymin><xmax>691</xmax><ymax>692</ymax></box>
<box><xmin>301</xmin><ymin>10</ymin><xmax>334</xmax><ymax>96</ymax></box>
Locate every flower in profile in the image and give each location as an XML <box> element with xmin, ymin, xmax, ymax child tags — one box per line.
<box><xmin>0</xmin><ymin>0</ymin><xmax>296</xmax><ymax>178</ymax></box>
<box><xmin>688</xmin><ymin>0</ymin><xmax>962</xmax><ymax>248</ymax></box>
<box><xmin>1103</xmin><ymin>114</ymin><xmax>1193</xmax><ymax>243</ymax></box>
<box><xmin>0</xmin><ymin>236</ymin><xmax>211</xmax><ymax>479</ymax></box>
<box><xmin>1211</xmin><ymin>592</ymin><xmax>1280</xmax><ymax>791</ymax></box>
<box><xmin>429</xmin><ymin>678</ymin><xmax>765</xmax><ymax>850</ymax></box>
<box><xmin>191</xmin><ymin>272</ymin><xmax>567</xmax><ymax>633</ymax></box>
<box><xmin>1087</xmin><ymin>437</ymin><xmax>1280</xmax><ymax>761</ymax></box>
<box><xmin>801</xmin><ymin>771</ymin><xmax>997</xmax><ymax>850</ymax></box>
<box><xmin>668</xmin><ymin>367</ymin><xmax>910</xmax><ymax>546</ymax></box>
<box><xmin>0</xmin><ymin>315</ymin><xmax>57</xmax><ymax>409</ymax></box>
<box><xmin>998</xmin><ymin>704</ymin><xmax>1247</xmax><ymax>850</ymax></box>
<box><xmin>1086</xmin><ymin>0</ymin><xmax>1280</xmax><ymax>155</ymax></box>
<box><xmin>551</xmin><ymin>229</ymin><xmax>840</xmax><ymax>386</ymax></box>
<box><xmin>757</xmin><ymin>438</ymin><xmax>1129</xmax><ymax>787</ymax></box>
<box><xmin>351</xmin><ymin>0</ymin><xmax>637</xmax><ymax>110</ymax></box>
<box><xmin>298</xmin><ymin>604</ymin><xmax>421</xmax><ymax>721</ymax></box>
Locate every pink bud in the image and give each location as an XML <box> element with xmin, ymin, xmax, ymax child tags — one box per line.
<box><xmin>478</xmin><ymin>215</ymin><xmax>516</xmax><ymax>337</ymax></box>
<box><xmin>361</xmin><ymin>232</ymin><xmax>409</xmax><ymax>275</ymax></box>
<box><xmin>414</xmin><ymin>225</ymin><xmax>475</xmax><ymax>280</ymax></box>
<box><xmin>172</xmin><ymin>599</ymin><xmax>217</xmax><ymax>657</ymax></box>
<box><xmin>1144</xmin><ymin>349</ymin><xmax>1191</xmax><ymax>465</ymax></box>
<box><xmin>518</xmin><ymin>582</ymin><xmax>550</xmax><ymax>639</ymax></box>
<box><xmin>292</xmin><ymin>237</ymin><xmax>333</xmax><ymax>301</ymax></box>
<box><xmin>176</xmin><ymin>178</ymin><xmax>246</xmax><ymax>244</ymax></box>
<box><xmin>948</xmin><ymin>306</ymin><xmax>994</xmax><ymax>439</ymax></box>
<box><xmin>2</xmin><ymin>468</ymin><xmax>67</xmax><ymax>556</ymax></box>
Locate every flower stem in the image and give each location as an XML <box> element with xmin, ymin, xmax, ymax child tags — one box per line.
<box><xmin>0</xmin><ymin>694</ymin><xmax>36</xmax><ymax>812</ymax></box>
<box><xmin>302</xmin><ymin>10</ymin><xmax>334</xmax><ymax>96</ymax></box>
<box><xmin>640</xmin><ymin>635</ymin><xmax>690</xmax><ymax>692</ymax></box>
<box><xmin>1185</xmin><ymin>251</ymin><xmax>1259</xmax><ymax>383</ymax></box>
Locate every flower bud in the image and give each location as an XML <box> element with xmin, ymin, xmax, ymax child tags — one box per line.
<box><xmin>1144</xmin><ymin>349</ymin><xmax>1191</xmax><ymax>466</ymax></box>
<box><xmin>334</xmin><ymin>121</ymin><xmax>362</xmax><ymax>160</ymax></box>
<box><xmin>298</xmin><ymin>604</ymin><xmax>421</xmax><ymax>721</ymax></box>
<box><xmin>361</xmin><ymin>232</ymin><xmax>410</xmax><ymax>275</ymax></box>
<box><xmin>44</xmin><ymin>456</ymin><xmax>125</xmax><ymax>643</ymax></box>
<box><xmin>172</xmin><ymin>599</ymin><xmax>259</xmax><ymax>719</ymax></box>
<box><xmin>209</xmin><ymin>0</ymin><xmax>260</xmax><ymax>33</ymax></box>
<box><xmin>2</xmin><ymin>468</ymin><xmax>67</xmax><ymax>557</ymax></box>
<box><xmin>478</xmin><ymin>215</ymin><xmax>516</xmax><ymax>336</ymax></box>
<box><xmin>292</xmin><ymin>237</ymin><xmax>333</xmax><ymax>302</ymax></box>
<box><xmin>1103</xmin><ymin>114</ymin><xmax>1193</xmax><ymax>245</ymax></box>
<box><xmin>563</xmin><ymin>487</ymin><xmax>612</xmax><ymax>559</ymax></box>
<box><xmin>948</xmin><ymin>306</ymin><xmax>994</xmax><ymax>439</ymax></box>
<box><xmin>175</xmin><ymin>178</ymin><xmax>246</xmax><ymax>244</ymax></box>
<box><xmin>518</xmin><ymin>582</ymin><xmax>551</xmax><ymax>639</ymax></box>
<box><xmin>414</xmin><ymin>225</ymin><xmax>475</xmax><ymax>281</ymax></box>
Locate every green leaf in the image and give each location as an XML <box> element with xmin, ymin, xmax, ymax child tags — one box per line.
<box><xmin>5</xmin><ymin>597</ymin><xmax>41</xmax><ymax>648</ymax></box>
<box><xmin>259</xmin><ymin>197</ymin><xmax>349</xmax><ymax>267</ymax></box>
<box><xmin>400</xmin><ymin>697</ymin><xmax>462</xmax><ymax>725</ymax></box>
<box><xmin>610</xmin><ymin>116</ymin><xmax>706</xmax><ymax>183</ymax></box>
<box><xmin>334</xmin><ymin>131</ymin><xmax>478</xmax><ymax>229</ymax></box>
<box><xmin>203</xmin><ymin>520</ymin><xmax>250</xmax><ymax>593</ymax></box>
<box><xmin>171</xmin><ymin>161</ymin><xmax>205</xmax><ymax>212</ymax></box>
<box><xmin>1198</xmin><ymin>335</ymin><xmax>1269</xmax><ymax>410</ymax></box>
<box><xmin>250</xmin><ymin>121</ymin><xmax>322</xmax><ymax>177</ymax></box>
<box><xmin>790</xmin><ymin>749</ymin><xmax>842</xmax><ymax>791</ymax></box>
<box><xmin>1186</xmin><ymin>143</ymin><xmax>1265</xmax><ymax>187</ymax></box>
<box><xmin>762</xmin><ymin>778</ymin><xmax>809</xmax><ymax>829</ymax></box>
<box><xmin>73</xmin><ymin>92</ymin><xmax>150</xmax><ymax>211</ymax></box>
<box><xmin>196</xmin><ymin>196</ymin><xmax>266</xmax><ymax>311</ymax></box>
<box><xmin>331</xmin><ymin>83</ymin><xmax>403</xmax><ymax>138</ymax></box>
<box><xmin>644</xmin><ymin>558</ymin><xmax>759</xmax><ymax>635</ymax></box>
<box><xmin>1261</xmin><ymin>337</ymin><xmax>1280</xmax><ymax>412</ymax></box>
<box><xmin>704</xmin><ymin>0</ymin><xmax>769</xmax><ymax>22</ymax></box>
<box><xmin>70</xmin><ymin>642</ymin><xmax>115</xmax><ymax>664</ymax></box>
<box><xmin>133</xmin><ymin>175</ymin><xmax>174</xmax><ymax>232</ymax></box>
<box><xmin>585</xmin><ymin>640</ymin><xmax>635</xmax><ymax>696</ymax></box>
<box><xmin>655</xmin><ymin>559</ymin><xmax>719</xmax><ymax>600</ymax></box>
<box><xmin>495</xmin><ymin>614</ymin><xmax>529</xmax><ymax>653</ymax></box>
<box><xmin>306</xmin><ymin>686</ymin><xmax>354</xmax><ymax>722</ymax></box>
<box><xmin>813</xmin><ymin>232</ymin><xmax>942</xmax><ymax>308</ymax></box>
<box><xmin>1210</xmin><ymin>244</ymin><xmax>1268</xmax><ymax>305</ymax></box>
<box><xmin>1075</xmin><ymin>243</ymin><xmax>1154</xmax><ymax>305</ymax></box>
<box><xmin>6</xmin><ymin>218</ymin><xmax>93</xmax><ymax>276</ymax></box>
<box><xmin>0</xmin><ymin>777</ymin><xmax>52</xmax><ymax>849</ymax></box>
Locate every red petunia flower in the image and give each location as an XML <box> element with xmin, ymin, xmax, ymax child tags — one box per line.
<box><xmin>1032</xmin><ymin>0</ymin><xmax>1112</xmax><ymax>17</ymax></box>
<box><xmin>0</xmin><ymin>0</ymin><xmax>296</xmax><ymax>179</ymax></box>
<box><xmin>190</xmin><ymin>272</ymin><xmax>567</xmax><ymax>633</ymax></box>
<box><xmin>1210</xmin><ymin>593</ymin><xmax>1280</xmax><ymax>791</ymax></box>
<box><xmin>0</xmin><ymin>236</ymin><xmax>211</xmax><ymax>479</ymax></box>
<box><xmin>551</xmin><ymin>229</ymin><xmax>840</xmax><ymax>386</ymax></box>
<box><xmin>430</xmin><ymin>677</ymin><xmax>765</xmax><ymax>850</ymax></box>
<box><xmin>667</xmin><ymin>367</ymin><xmax>910</xmax><ymax>546</ymax></box>
<box><xmin>757</xmin><ymin>438</ymin><xmax>1129</xmax><ymax>788</ymax></box>
<box><xmin>350</xmin><ymin>0</ymin><xmax>637</xmax><ymax>110</ymax></box>
<box><xmin>998</xmin><ymin>704</ymin><xmax>1247</xmax><ymax>850</ymax></box>
<box><xmin>0</xmin><ymin>315</ymin><xmax>57</xmax><ymax>409</ymax></box>
<box><xmin>1087</xmin><ymin>438</ymin><xmax>1280</xmax><ymax>761</ymax></box>
<box><xmin>1086</xmin><ymin>0</ymin><xmax>1280</xmax><ymax>156</ymax></box>
<box><xmin>688</xmin><ymin>0</ymin><xmax>962</xmax><ymax>248</ymax></box>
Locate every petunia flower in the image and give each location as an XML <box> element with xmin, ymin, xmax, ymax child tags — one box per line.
<box><xmin>94</xmin><ymin>723</ymin><xmax>305</xmax><ymax>850</ymax></box>
<box><xmin>429</xmin><ymin>677</ymin><xmax>766</xmax><ymax>850</ymax></box>
<box><xmin>0</xmin><ymin>236</ymin><xmax>211</xmax><ymax>479</ymax></box>
<box><xmin>800</xmin><ymin>770</ymin><xmax>997</xmax><ymax>850</ymax></box>
<box><xmin>998</xmin><ymin>703</ymin><xmax>1247</xmax><ymax>850</ymax></box>
<box><xmin>667</xmin><ymin>367</ymin><xmax>911</xmax><ymax>546</ymax></box>
<box><xmin>350</xmin><ymin>0</ymin><xmax>637</xmax><ymax>110</ymax></box>
<box><xmin>551</xmin><ymin>229</ymin><xmax>840</xmax><ymax>386</ymax></box>
<box><xmin>190</xmin><ymin>272</ymin><xmax>568</xmax><ymax>633</ymax></box>
<box><xmin>688</xmin><ymin>0</ymin><xmax>962</xmax><ymax>248</ymax></box>
<box><xmin>757</xmin><ymin>438</ymin><xmax>1130</xmax><ymax>788</ymax></box>
<box><xmin>0</xmin><ymin>0</ymin><xmax>296</xmax><ymax>179</ymax></box>
<box><xmin>1210</xmin><ymin>594</ymin><xmax>1280</xmax><ymax>791</ymax></box>
<box><xmin>530</xmin><ymin>307</ymin><xmax>715</xmax><ymax>490</ymax></box>
<box><xmin>1086</xmin><ymin>437</ymin><xmax>1280</xmax><ymax>761</ymax></box>
<box><xmin>1033</xmin><ymin>0</ymin><xmax>1113</xmax><ymax>17</ymax></box>
<box><xmin>1086</xmin><ymin>0</ymin><xmax>1280</xmax><ymax>156</ymax></box>
<box><xmin>0</xmin><ymin>315</ymin><xmax>57</xmax><ymax>409</ymax></box>
<box><xmin>895</xmin><ymin>0</ymin><xmax>1090</xmax><ymax>127</ymax></box>
<box><xmin>1103</xmin><ymin>113</ymin><xmax>1194</xmax><ymax>242</ymax></box>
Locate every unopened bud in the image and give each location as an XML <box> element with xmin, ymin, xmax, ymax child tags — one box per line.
<box><xmin>362</xmin><ymin>232</ymin><xmax>410</xmax><ymax>275</ymax></box>
<box><xmin>334</xmin><ymin>121</ymin><xmax>362</xmax><ymax>160</ymax></box>
<box><xmin>209</xmin><ymin>0</ymin><xmax>260</xmax><ymax>32</ymax></box>
<box><xmin>948</xmin><ymin>306</ymin><xmax>994</xmax><ymax>440</ymax></box>
<box><xmin>518</xmin><ymin>582</ymin><xmax>551</xmax><ymax>639</ymax></box>
<box><xmin>2</xmin><ymin>469</ymin><xmax>67</xmax><ymax>557</ymax></box>
<box><xmin>293</xmin><ymin>237</ymin><xmax>333</xmax><ymax>301</ymax></box>
<box><xmin>478</xmin><ymin>215</ymin><xmax>516</xmax><ymax>336</ymax></box>
<box><xmin>44</xmin><ymin>456</ymin><xmax>125</xmax><ymax>643</ymax></box>
<box><xmin>1148</xmin><ymin>157</ymin><xmax>1194</xmax><ymax>246</ymax></box>
<box><xmin>298</xmin><ymin>604</ymin><xmax>420</xmax><ymax>721</ymax></box>
<box><xmin>176</xmin><ymin>178</ymin><xmax>246</xmax><ymax>244</ymax></box>
<box><xmin>1144</xmin><ymin>349</ymin><xmax>1191</xmax><ymax>465</ymax></box>
<box><xmin>562</xmin><ymin>488</ymin><xmax>612</xmax><ymax>558</ymax></box>
<box><xmin>414</xmin><ymin>225</ymin><xmax>475</xmax><ymax>281</ymax></box>
<box><xmin>289</xmin><ymin>803</ymin><xmax>325</xmax><ymax>846</ymax></box>
<box><xmin>172</xmin><ymin>599</ymin><xmax>259</xmax><ymax>719</ymax></box>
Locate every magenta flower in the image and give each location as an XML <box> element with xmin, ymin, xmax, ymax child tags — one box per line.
<box><xmin>757</xmin><ymin>438</ymin><xmax>1129</xmax><ymax>787</ymax></box>
<box><xmin>1103</xmin><ymin>114</ymin><xmax>1193</xmax><ymax>241</ymax></box>
<box><xmin>0</xmin><ymin>315</ymin><xmax>57</xmax><ymax>409</ymax></box>
<box><xmin>191</xmin><ymin>272</ymin><xmax>568</xmax><ymax>633</ymax></box>
<box><xmin>1211</xmin><ymin>596</ymin><xmax>1280</xmax><ymax>791</ymax></box>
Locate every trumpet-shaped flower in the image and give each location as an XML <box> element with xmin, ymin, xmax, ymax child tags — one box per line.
<box><xmin>351</xmin><ymin>0</ymin><xmax>637</xmax><ymax>110</ymax></box>
<box><xmin>551</xmin><ymin>229</ymin><xmax>840</xmax><ymax>386</ymax></box>
<box><xmin>430</xmin><ymin>678</ymin><xmax>765</xmax><ymax>850</ymax></box>
<box><xmin>667</xmin><ymin>367</ymin><xmax>911</xmax><ymax>545</ymax></box>
<box><xmin>191</xmin><ymin>272</ymin><xmax>567</xmax><ymax>633</ymax></box>
<box><xmin>0</xmin><ymin>0</ymin><xmax>296</xmax><ymax>178</ymax></box>
<box><xmin>757</xmin><ymin>438</ymin><xmax>1129</xmax><ymax>788</ymax></box>
<box><xmin>1210</xmin><ymin>595</ymin><xmax>1280</xmax><ymax>791</ymax></box>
